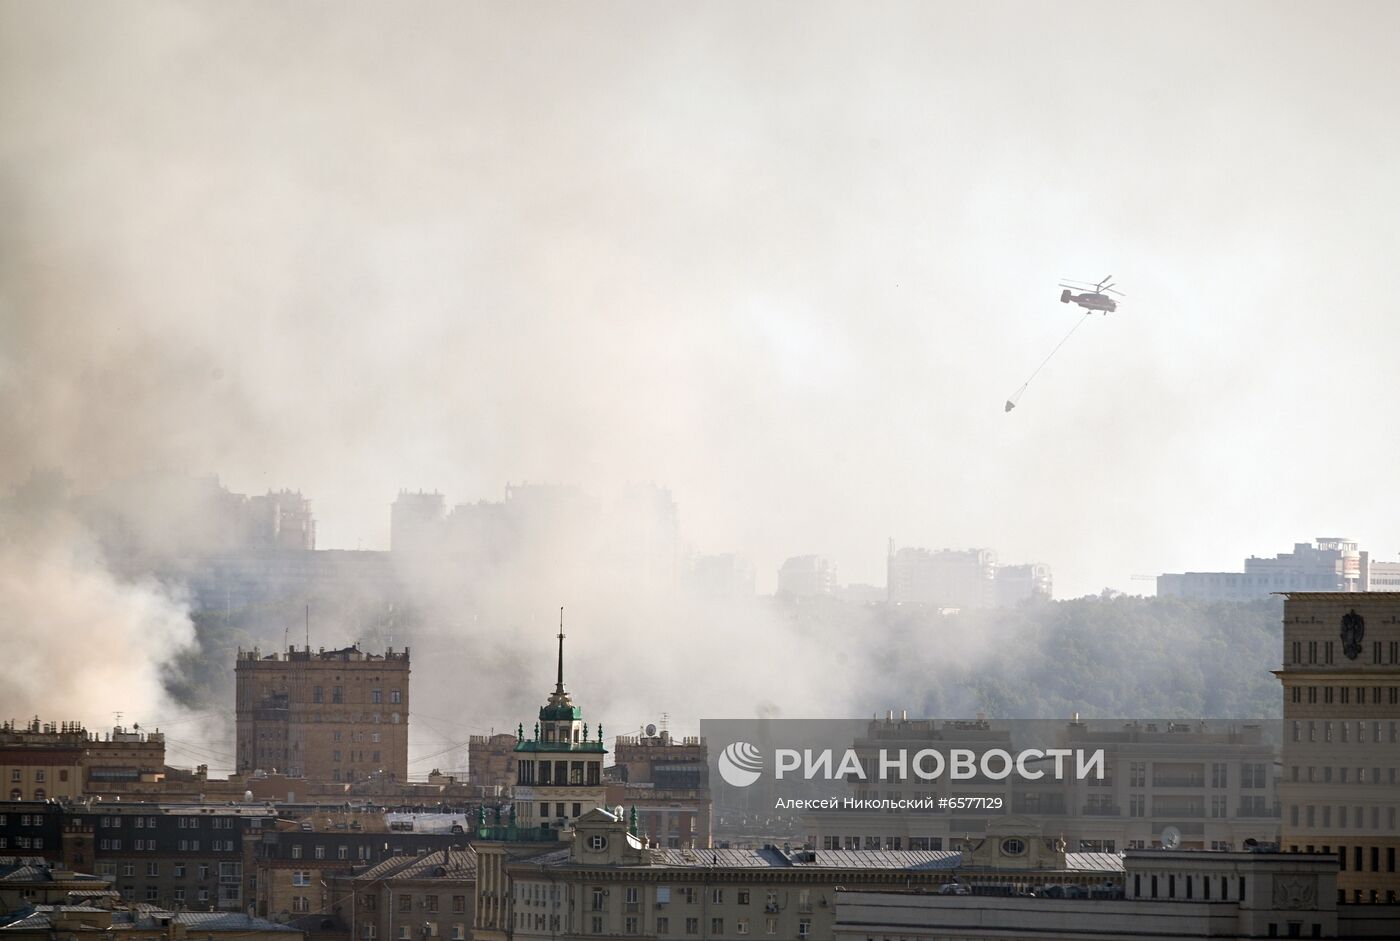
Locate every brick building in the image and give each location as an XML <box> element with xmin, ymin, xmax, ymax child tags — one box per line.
<box><xmin>466</xmin><ymin>735</ymin><xmax>516</xmax><ymax>796</ymax></box>
<box><xmin>236</xmin><ymin>646</ymin><xmax>410</xmax><ymax>783</ymax></box>
<box><xmin>0</xmin><ymin>721</ymin><xmax>166</xmax><ymax>800</ymax></box>
<box><xmin>607</xmin><ymin>730</ymin><xmax>711</xmax><ymax>848</ymax></box>
<box><xmin>1275</xmin><ymin>592</ymin><xmax>1400</xmax><ymax>904</ymax></box>
<box><xmin>324</xmin><ymin>847</ymin><xmax>475</xmax><ymax>941</ymax></box>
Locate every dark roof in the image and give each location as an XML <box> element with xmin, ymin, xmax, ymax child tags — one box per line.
<box><xmin>352</xmin><ymin>848</ymin><xmax>476</xmax><ymax>882</ymax></box>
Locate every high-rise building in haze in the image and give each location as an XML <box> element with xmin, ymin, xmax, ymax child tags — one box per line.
<box><xmin>1159</xmin><ymin>537</ymin><xmax>1400</xmax><ymax>601</ymax></box>
<box><xmin>886</xmin><ymin>543</ymin><xmax>1051</xmax><ymax>607</ymax></box>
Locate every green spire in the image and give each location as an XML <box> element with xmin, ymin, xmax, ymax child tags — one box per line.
<box><xmin>517</xmin><ymin>723</ymin><xmax>524</xmax><ymax>742</ymax></box>
<box><xmin>628</xmin><ymin>805</ymin><xmax>638</xmax><ymax>836</ymax></box>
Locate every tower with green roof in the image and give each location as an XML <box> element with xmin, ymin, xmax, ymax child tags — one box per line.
<box><xmin>512</xmin><ymin>609</ymin><xmax>608</xmax><ymax>833</ymax></box>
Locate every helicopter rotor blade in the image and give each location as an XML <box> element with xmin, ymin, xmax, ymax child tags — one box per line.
<box><xmin>1105</xmin><ymin>287</ymin><xmax>1126</xmax><ymax>297</ymax></box>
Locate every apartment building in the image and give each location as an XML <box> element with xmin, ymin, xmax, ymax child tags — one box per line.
<box><xmin>235</xmin><ymin>645</ymin><xmax>410</xmax><ymax>783</ymax></box>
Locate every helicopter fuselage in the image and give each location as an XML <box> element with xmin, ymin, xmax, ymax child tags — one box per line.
<box><xmin>1059</xmin><ymin>289</ymin><xmax>1116</xmax><ymax>313</ymax></box>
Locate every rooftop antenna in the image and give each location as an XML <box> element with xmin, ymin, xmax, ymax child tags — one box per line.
<box><xmin>305</xmin><ymin>603</ymin><xmax>311</xmax><ymax>649</ymax></box>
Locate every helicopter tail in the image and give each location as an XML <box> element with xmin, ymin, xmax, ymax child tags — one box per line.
<box><xmin>1059</xmin><ymin>289</ymin><xmax>1072</xmax><ymax>304</ymax></box>
<box><xmin>1004</xmin><ymin>400</ymin><xmax>1016</xmax><ymax>413</ymax></box>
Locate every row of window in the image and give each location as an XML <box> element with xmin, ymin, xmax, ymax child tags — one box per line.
<box><xmin>1290</xmin><ymin>719</ymin><xmax>1399</xmax><ymax>743</ymax></box>
<box><xmin>0</xmin><ymin>814</ymin><xmax>46</xmax><ymax>827</ymax></box>
<box><xmin>288</xmin><ymin>843</ymin><xmax>372</xmax><ymax>859</ymax></box>
<box><xmin>1291</xmin><ymin>639</ymin><xmax>1400</xmax><ymax>666</ymax></box>
<box><xmin>0</xmin><ymin>836</ymin><xmax>43</xmax><ymax>849</ymax></box>
<box><xmin>94</xmin><ymin>838</ymin><xmax>237</xmax><ymax>852</ymax></box>
<box><xmin>309</xmin><ymin>687</ymin><xmax>402</xmax><ymax>704</ymax></box>
<box><xmin>1290</xmin><ymin>685</ymin><xmax>1400</xmax><ymax>706</ymax></box>
<box><xmin>353</xmin><ymin>922</ymin><xmax>466</xmax><ymax>939</ymax></box>
<box><xmin>1287</xmin><ymin>804</ymin><xmax>1399</xmax><ymax>831</ymax></box>
<box><xmin>97</xmin><ymin>861</ymin><xmax>233</xmax><ymax>880</ymax></box>
<box><xmin>6</xmin><ymin>768</ymin><xmax>70</xmax><ymax>783</ymax></box>
<box><xmin>1132</xmin><ymin>872</ymin><xmax>1245</xmax><ymax>903</ymax></box>
<box><xmin>94</xmin><ymin>815</ymin><xmax>236</xmax><ymax>828</ymax></box>
<box><xmin>557</xmin><ymin>915</ymin><xmax>810</xmax><ymax>937</ymax></box>
<box><xmin>1289</xmin><ymin>764</ymin><xmax>1399</xmax><ymax>785</ymax></box>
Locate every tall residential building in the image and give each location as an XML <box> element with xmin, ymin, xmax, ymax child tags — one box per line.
<box><xmin>235</xmin><ymin>645</ymin><xmax>410</xmax><ymax>783</ymax></box>
<box><xmin>1159</xmin><ymin>537</ymin><xmax>1400</xmax><ymax>601</ymax></box>
<box><xmin>886</xmin><ymin>544</ymin><xmax>1051</xmax><ymax>608</ymax></box>
<box><xmin>246</xmin><ymin>490</ymin><xmax>316</xmax><ymax>550</ymax></box>
<box><xmin>776</xmin><ymin>555</ymin><xmax>837</xmax><ymax>598</ymax></box>
<box><xmin>389</xmin><ymin>489</ymin><xmax>447</xmax><ymax>553</ymax></box>
<box><xmin>1275</xmin><ymin>592</ymin><xmax>1400</xmax><ymax>904</ymax></box>
<box><xmin>511</xmin><ymin>627</ymin><xmax>607</xmax><ymax>832</ymax></box>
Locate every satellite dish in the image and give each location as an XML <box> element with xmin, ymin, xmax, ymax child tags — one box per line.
<box><xmin>1161</xmin><ymin>826</ymin><xmax>1182</xmax><ymax>850</ymax></box>
<box><xmin>645</xmin><ymin>723</ymin><xmax>658</xmax><ymax>737</ymax></box>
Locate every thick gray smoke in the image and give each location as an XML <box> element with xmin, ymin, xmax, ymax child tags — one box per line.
<box><xmin>2</xmin><ymin>3</ymin><xmax>1395</xmax><ymax>771</ymax></box>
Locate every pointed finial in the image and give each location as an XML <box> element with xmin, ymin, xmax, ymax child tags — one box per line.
<box><xmin>628</xmin><ymin>805</ymin><xmax>639</xmax><ymax>836</ymax></box>
<box><xmin>597</xmin><ymin>724</ymin><xmax>603</xmax><ymax>743</ymax></box>
<box><xmin>554</xmin><ymin>606</ymin><xmax>567</xmax><ymax>696</ymax></box>
<box><xmin>517</xmin><ymin>723</ymin><xmax>524</xmax><ymax>742</ymax></box>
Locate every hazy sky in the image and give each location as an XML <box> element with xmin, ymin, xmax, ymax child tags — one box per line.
<box><xmin>4</xmin><ymin>1</ymin><xmax>1399</xmax><ymax>598</ymax></box>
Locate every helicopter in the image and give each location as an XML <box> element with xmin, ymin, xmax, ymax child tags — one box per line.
<box><xmin>1058</xmin><ymin>275</ymin><xmax>1124</xmax><ymax>314</ymax></box>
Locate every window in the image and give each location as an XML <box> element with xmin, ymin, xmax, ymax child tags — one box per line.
<box><xmin>293</xmin><ymin>896</ymin><xmax>310</xmax><ymax>913</ymax></box>
<box><xmin>588</xmin><ymin>834</ymin><xmax>608</xmax><ymax>851</ymax></box>
<box><xmin>425</xmin><ymin>895</ymin><xmax>438</xmax><ymax>913</ymax></box>
<box><xmin>293</xmin><ymin>871</ymin><xmax>311</xmax><ymax>887</ymax></box>
<box><xmin>332</xmin><ymin>686</ymin><xmax>343</xmax><ymax>703</ymax></box>
<box><xmin>399</xmin><ymin>894</ymin><xmax>412</xmax><ymax>913</ymax></box>
<box><xmin>373</xmin><ymin>689</ymin><xmax>382</xmax><ymax>703</ymax></box>
<box><xmin>147</xmin><ymin>862</ymin><xmax>159</xmax><ymax>877</ymax></box>
<box><xmin>711</xmin><ymin>919</ymin><xmax>723</xmax><ymax>934</ymax></box>
<box><xmin>391</xmin><ymin>689</ymin><xmax>402</xmax><ymax>704</ymax></box>
<box><xmin>452</xmin><ymin>895</ymin><xmax>466</xmax><ymax>914</ymax></box>
<box><xmin>314</xmin><ymin>686</ymin><xmax>323</xmax><ymax>702</ymax></box>
<box><xmin>174</xmin><ymin>864</ymin><xmax>185</xmax><ymax>878</ymax></box>
<box><xmin>685</xmin><ymin>917</ymin><xmax>699</xmax><ymax>935</ymax></box>
<box><xmin>657</xmin><ymin>916</ymin><xmax>669</xmax><ymax>934</ymax></box>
